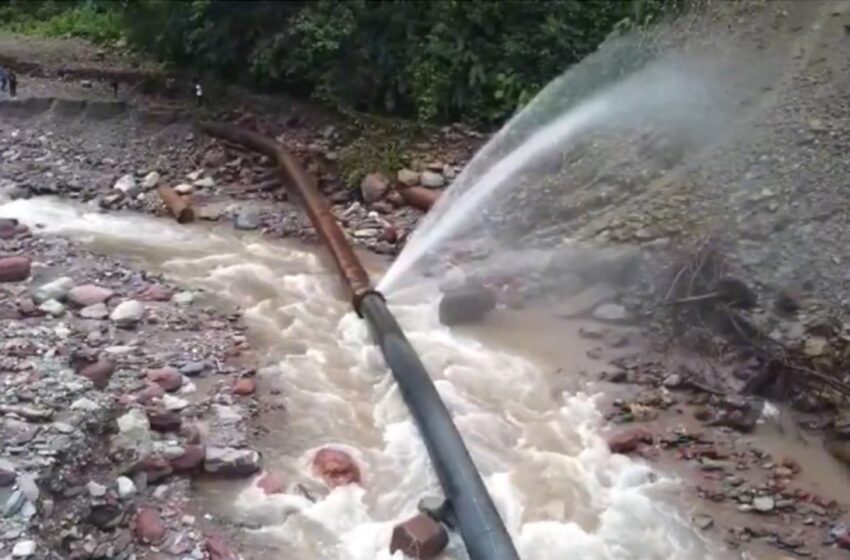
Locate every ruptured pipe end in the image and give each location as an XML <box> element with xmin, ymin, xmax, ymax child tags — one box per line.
<box><xmin>353</xmin><ymin>289</ymin><xmax>385</xmax><ymax>318</ymax></box>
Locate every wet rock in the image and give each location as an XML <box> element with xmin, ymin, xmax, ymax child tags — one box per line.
<box><xmin>117</xmin><ymin>476</ymin><xmax>136</xmax><ymax>499</ymax></box>
<box><xmin>172</xmin><ymin>291</ymin><xmax>195</xmax><ymax>306</ymax></box>
<box><xmin>90</xmin><ymin>502</ymin><xmax>124</xmax><ymax>529</ymax></box>
<box><xmin>312</xmin><ymin>448</ymin><xmax>360</xmax><ymax>488</ymax></box>
<box><xmin>553</xmin><ymin>284</ymin><xmax>618</xmax><ymax>319</ymax></box>
<box><xmin>80</xmin><ymin>302</ymin><xmax>109</xmax><ymax>319</ymax></box>
<box><xmin>134</xmin><ymin>507</ymin><xmax>167</xmax><ymax>544</ymax></box>
<box><xmin>68</xmin><ymin>284</ymin><xmax>114</xmax><ymax>307</ymax></box>
<box><xmin>163</xmin><ymin>394</ymin><xmax>189</xmax><ymax>411</ymax></box>
<box><xmin>114</xmin><ymin>174</ymin><xmax>139</xmax><ymax>197</ymax></box>
<box><xmin>12</xmin><ymin>540</ymin><xmax>36</xmax><ymax>558</ymax></box>
<box><xmin>33</xmin><ymin>276</ymin><xmax>74</xmax><ymax>304</ymax></box>
<box><xmin>174</xmin><ymin>183</ymin><xmax>193</xmax><ymax>195</ymax></box>
<box><xmin>133</xmin><ymin>455</ymin><xmax>172</xmax><ymax>483</ymax></box>
<box><xmin>116</xmin><ymin>408</ymin><xmax>153</xmax><ymax>450</ymax></box>
<box><xmin>753</xmin><ymin>495</ymin><xmax>776</xmax><ymax>513</ymax></box>
<box><xmin>205</xmin><ymin>532</ymin><xmax>239</xmax><ymax>560</ymax></box>
<box><xmin>146</xmin><ymin>367</ymin><xmax>183</xmax><ymax>392</ymax></box>
<box><xmin>438</xmin><ymin>283</ymin><xmax>496</xmax><ymax>326</ymax></box>
<box><xmin>87</xmin><ymin>481</ymin><xmax>107</xmax><ymax>498</ymax></box>
<box><xmin>232</xmin><ymin>377</ymin><xmax>255</xmax><ymax>396</ymax></box>
<box><xmin>169</xmin><ymin>444</ymin><xmax>205</xmax><ymax>473</ymax></box>
<box><xmin>361</xmin><ymin>173</ymin><xmax>389</xmax><ymax>203</ymax></box>
<box><xmin>137</xmin><ymin>284</ymin><xmax>173</xmax><ymax>302</ymax></box>
<box><xmin>390</xmin><ymin>514</ymin><xmax>448</xmax><ymax>559</ymax></box>
<box><xmin>110</xmin><ymin>299</ymin><xmax>144</xmax><ymax>327</ymax></box>
<box><xmin>137</xmin><ymin>383</ymin><xmax>165</xmax><ymax>404</ymax></box>
<box><xmin>0</xmin><ymin>256</ymin><xmax>31</xmax><ymax>282</ymax></box>
<box><xmin>179</xmin><ymin>361</ymin><xmax>207</xmax><ymax>377</ymax></box>
<box><xmin>397</xmin><ymin>169</ymin><xmax>420</xmax><ymax>187</ymax></box>
<box><xmin>78</xmin><ymin>358</ymin><xmax>116</xmax><ymax>389</ymax></box>
<box><xmin>234</xmin><ymin>210</ymin><xmax>261</xmax><ymax>230</ymax></box>
<box><xmin>592</xmin><ymin>303</ymin><xmax>630</xmax><ymax>323</ymax></box>
<box><xmin>420</xmin><ymin>170</ymin><xmax>445</xmax><ymax>189</ymax></box>
<box><xmin>606</xmin><ymin>427</ymin><xmax>653</xmax><ymax>454</ymax></box>
<box><xmin>142</xmin><ymin>171</ymin><xmax>161</xmax><ymax>190</ymax></box>
<box><xmin>147</xmin><ymin>409</ymin><xmax>182</xmax><ymax>433</ymax></box>
<box><xmin>0</xmin><ymin>218</ymin><xmax>22</xmax><ymax>239</ymax></box>
<box><xmin>256</xmin><ymin>471</ymin><xmax>285</xmax><ymax>495</ymax></box>
<box><xmin>38</xmin><ymin>299</ymin><xmax>65</xmax><ymax>316</ymax></box>
<box><xmin>204</xmin><ymin>447</ymin><xmax>261</xmax><ymax>477</ymax></box>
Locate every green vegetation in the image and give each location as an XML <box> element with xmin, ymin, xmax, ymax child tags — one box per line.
<box><xmin>0</xmin><ymin>0</ymin><xmax>678</xmax><ymax>124</ymax></box>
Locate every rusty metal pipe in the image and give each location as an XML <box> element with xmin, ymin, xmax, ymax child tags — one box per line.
<box><xmin>198</xmin><ymin>121</ymin><xmax>372</xmax><ymax>307</ymax></box>
<box><xmin>198</xmin><ymin>121</ymin><xmax>520</xmax><ymax>560</ymax></box>
<box><xmin>156</xmin><ymin>185</ymin><xmax>195</xmax><ymax>223</ymax></box>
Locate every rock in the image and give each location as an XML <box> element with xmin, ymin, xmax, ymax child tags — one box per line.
<box><xmin>256</xmin><ymin>471</ymin><xmax>285</xmax><ymax>495</ymax></box>
<box><xmin>81</xmin><ymin>80</ymin><xmax>93</xmax><ymax>88</ymax></box>
<box><xmin>33</xmin><ymin>276</ymin><xmax>74</xmax><ymax>304</ymax></box>
<box><xmin>137</xmin><ymin>382</ymin><xmax>165</xmax><ymax>404</ymax></box>
<box><xmin>592</xmin><ymin>303</ymin><xmax>630</xmax><ymax>323</ymax></box>
<box><xmin>169</xmin><ymin>445</ymin><xmax>205</xmax><ymax>473</ymax></box>
<box><xmin>203</xmin><ymin>148</ymin><xmax>227</xmax><ymax>168</ymax></box>
<box><xmin>234</xmin><ymin>210</ymin><xmax>261</xmax><ymax>230</ymax></box>
<box><xmin>0</xmin><ymin>461</ymin><xmax>16</xmax><ymax>486</ymax></box>
<box><xmin>172</xmin><ymin>291</ymin><xmax>195</xmax><ymax>306</ymax></box>
<box><xmin>117</xmin><ymin>408</ymin><xmax>153</xmax><ymax>450</ymax></box>
<box><xmin>163</xmin><ymin>394</ymin><xmax>189</xmax><ymax>411</ymax></box>
<box><xmin>693</xmin><ymin>514</ymin><xmax>713</xmax><ymax>530</ymax></box>
<box><xmin>137</xmin><ymin>284</ymin><xmax>173</xmax><ymax>302</ymax></box>
<box><xmin>4</xmin><ymin>490</ymin><xmax>25</xmax><ymax>517</ymax></box>
<box><xmin>606</xmin><ymin>427</ymin><xmax>653</xmax><ymax>454</ymax></box>
<box><xmin>553</xmin><ymin>285</ymin><xmax>618</xmax><ymax>319</ymax></box>
<box><xmin>361</xmin><ymin>173</ymin><xmax>389</xmax><ymax>203</ymax></box>
<box><xmin>147</xmin><ymin>409</ymin><xmax>182</xmax><ymax>433</ymax></box>
<box><xmin>117</xmin><ymin>476</ymin><xmax>136</xmax><ymax>499</ymax></box>
<box><xmin>134</xmin><ymin>507</ymin><xmax>167</xmax><ymax>544</ymax></box>
<box><xmin>110</xmin><ymin>300</ymin><xmax>144</xmax><ymax>327</ymax></box>
<box><xmin>232</xmin><ymin>377</ymin><xmax>255</xmax><ymax>396</ymax></box>
<box><xmin>420</xmin><ymin>170</ymin><xmax>445</xmax><ymax>188</ymax></box>
<box><xmin>194</xmin><ymin>177</ymin><xmax>216</xmax><ymax>188</ymax></box>
<box><xmin>71</xmin><ymin>397</ymin><xmax>100</xmax><ymax>411</ymax></box>
<box><xmin>38</xmin><ymin>299</ymin><xmax>65</xmax><ymax>316</ymax></box>
<box><xmin>133</xmin><ymin>455</ymin><xmax>172</xmax><ymax>483</ymax></box>
<box><xmin>89</xmin><ymin>502</ymin><xmax>124</xmax><ymax>529</ymax></box>
<box><xmin>174</xmin><ymin>183</ymin><xmax>193</xmax><ymax>195</ymax></box>
<box><xmin>389</xmin><ymin>514</ymin><xmax>449</xmax><ymax>559</ymax></box>
<box><xmin>69</xmin><ymin>284</ymin><xmax>114</xmax><ymax>307</ymax></box>
<box><xmin>205</xmin><ymin>532</ymin><xmax>239</xmax><ymax>560</ymax></box>
<box><xmin>775</xmin><ymin>286</ymin><xmax>803</xmax><ymax>314</ymax></box>
<box><xmin>804</xmin><ymin>336</ymin><xmax>828</xmax><ymax>357</ymax></box>
<box><xmin>826</xmin><ymin>439</ymin><xmax>850</xmax><ymax>467</ymax></box>
<box><xmin>204</xmin><ymin>447</ymin><xmax>261</xmax><ymax>477</ymax></box>
<box><xmin>87</xmin><ymin>481</ymin><xmax>108</xmax><ymax>498</ymax></box>
<box><xmin>146</xmin><ymin>367</ymin><xmax>183</xmax><ymax>392</ymax></box>
<box><xmin>663</xmin><ymin>374</ymin><xmax>683</xmax><ymax>389</ymax></box>
<box><xmin>78</xmin><ymin>358</ymin><xmax>116</xmax><ymax>389</ymax></box>
<box><xmin>312</xmin><ymin>448</ymin><xmax>360</xmax><ymax>488</ymax></box>
<box><xmin>179</xmin><ymin>361</ymin><xmax>207</xmax><ymax>377</ymax></box>
<box><xmin>0</xmin><ymin>256</ymin><xmax>31</xmax><ymax>282</ymax></box>
<box><xmin>114</xmin><ymin>174</ymin><xmax>139</xmax><ymax>197</ymax></box>
<box><xmin>753</xmin><ymin>496</ymin><xmax>775</xmax><ymax>513</ymax></box>
<box><xmin>142</xmin><ymin>171</ymin><xmax>161</xmax><ymax>190</ymax></box>
<box><xmin>80</xmin><ymin>302</ymin><xmax>109</xmax><ymax>319</ymax></box>
<box><xmin>397</xmin><ymin>169</ymin><xmax>420</xmax><ymax>187</ymax></box>
<box><xmin>11</xmin><ymin>540</ymin><xmax>36</xmax><ymax>558</ymax></box>
<box><xmin>438</xmin><ymin>283</ymin><xmax>496</xmax><ymax>326</ymax></box>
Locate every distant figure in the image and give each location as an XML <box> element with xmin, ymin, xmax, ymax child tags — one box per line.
<box><xmin>111</xmin><ymin>79</ymin><xmax>119</xmax><ymax>98</ymax></box>
<box><xmin>194</xmin><ymin>82</ymin><xmax>204</xmax><ymax>107</ymax></box>
<box><xmin>8</xmin><ymin>71</ymin><xmax>17</xmax><ymax>98</ymax></box>
<box><xmin>0</xmin><ymin>67</ymin><xmax>6</xmax><ymax>92</ymax></box>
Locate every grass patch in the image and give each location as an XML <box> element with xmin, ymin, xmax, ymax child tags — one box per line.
<box><xmin>0</xmin><ymin>1</ymin><xmax>123</xmax><ymax>45</ymax></box>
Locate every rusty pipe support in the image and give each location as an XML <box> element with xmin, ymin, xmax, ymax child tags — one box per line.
<box><xmin>156</xmin><ymin>185</ymin><xmax>195</xmax><ymax>223</ymax></box>
<box><xmin>197</xmin><ymin>121</ymin><xmax>520</xmax><ymax>560</ymax></box>
<box><xmin>198</xmin><ymin>121</ymin><xmax>372</xmax><ymax>308</ymax></box>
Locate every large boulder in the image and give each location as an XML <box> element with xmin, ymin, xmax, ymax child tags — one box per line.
<box><xmin>438</xmin><ymin>283</ymin><xmax>496</xmax><ymax>326</ymax></box>
<box><xmin>0</xmin><ymin>256</ymin><xmax>31</xmax><ymax>283</ymax></box>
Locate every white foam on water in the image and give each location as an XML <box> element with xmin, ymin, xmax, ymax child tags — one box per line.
<box><xmin>0</xmin><ymin>197</ymin><xmax>721</xmax><ymax>559</ymax></box>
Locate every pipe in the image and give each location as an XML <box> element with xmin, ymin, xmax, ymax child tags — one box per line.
<box><xmin>156</xmin><ymin>185</ymin><xmax>195</xmax><ymax>223</ymax></box>
<box><xmin>198</xmin><ymin>121</ymin><xmax>520</xmax><ymax>560</ymax></box>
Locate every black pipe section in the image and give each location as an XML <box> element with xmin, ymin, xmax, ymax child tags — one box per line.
<box><xmin>359</xmin><ymin>293</ymin><xmax>520</xmax><ymax>560</ymax></box>
<box><xmin>198</xmin><ymin>121</ymin><xmax>520</xmax><ymax>560</ymax></box>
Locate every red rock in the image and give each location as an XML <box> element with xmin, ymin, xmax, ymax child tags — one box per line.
<box><xmin>205</xmin><ymin>532</ymin><xmax>239</xmax><ymax>560</ymax></box>
<box><xmin>147</xmin><ymin>409</ymin><xmax>182</xmax><ymax>433</ymax></box>
<box><xmin>77</xmin><ymin>358</ymin><xmax>116</xmax><ymax>390</ymax></box>
<box><xmin>169</xmin><ymin>445</ymin><xmax>205</xmax><ymax>473</ymax></box>
<box><xmin>136</xmin><ymin>284</ymin><xmax>173</xmax><ymax>302</ymax></box>
<box><xmin>607</xmin><ymin>427</ymin><xmax>654</xmax><ymax>454</ymax></box>
<box><xmin>838</xmin><ymin>531</ymin><xmax>850</xmax><ymax>550</ymax></box>
<box><xmin>0</xmin><ymin>256</ymin><xmax>31</xmax><ymax>282</ymax></box>
<box><xmin>390</xmin><ymin>514</ymin><xmax>448</xmax><ymax>559</ymax></box>
<box><xmin>137</xmin><ymin>383</ymin><xmax>165</xmax><ymax>404</ymax></box>
<box><xmin>312</xmin><ymin>448</ymin><xmax>361</xmax><ymax>488</ymax></box>
<box><xmin>133</xmin><ymin>455</ymin><xmax>173</xmax><ymax>483</ymax></box>
<box><xmin>145</xmin><ymin>367</ymin><xmax>183</xmax><ymax>392</ymax></box>
<box><xmin>256</xmin><ymin>471</ymin><xmax>285</xmax><ymax>495</ymax></box>
<box><xmin>0</xmin><ymin>219</ymin><xmax>22</xmax><ymax>240</ymax></box>
<box><xmin>134</xmin><ymin>507</ymin><xmax>167</xmax><ymax>544</ymax></box>
<box><xmin>68</xmin><ymin>284</ymin><xmax>114</xmax><ymax>307</ymax></box>
<box><xmin>232</xmin><ymin>377</ymin><xmax>255</xmax><ymax>396</ymax></box>
<box><xmin>380</xmin><ymin>226</ymin><xmax>398</xmax><ymax>243</ymax></box>
<box><xmin>179</xmin><ymin>422</ymin><xmax>202</xmax><ymax>444</ymax></box>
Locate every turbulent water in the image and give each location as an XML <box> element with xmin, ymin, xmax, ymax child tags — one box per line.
<box><xmin>0</xmin><ymin>197</ymin><xmax>725</xmax><ymax>559</ymax></box>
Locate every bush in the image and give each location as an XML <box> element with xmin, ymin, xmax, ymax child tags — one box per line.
<box><xmin>0</xmin><ymin>0</ymin><xmax>123</xmax><ymax>44</ymax></box>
